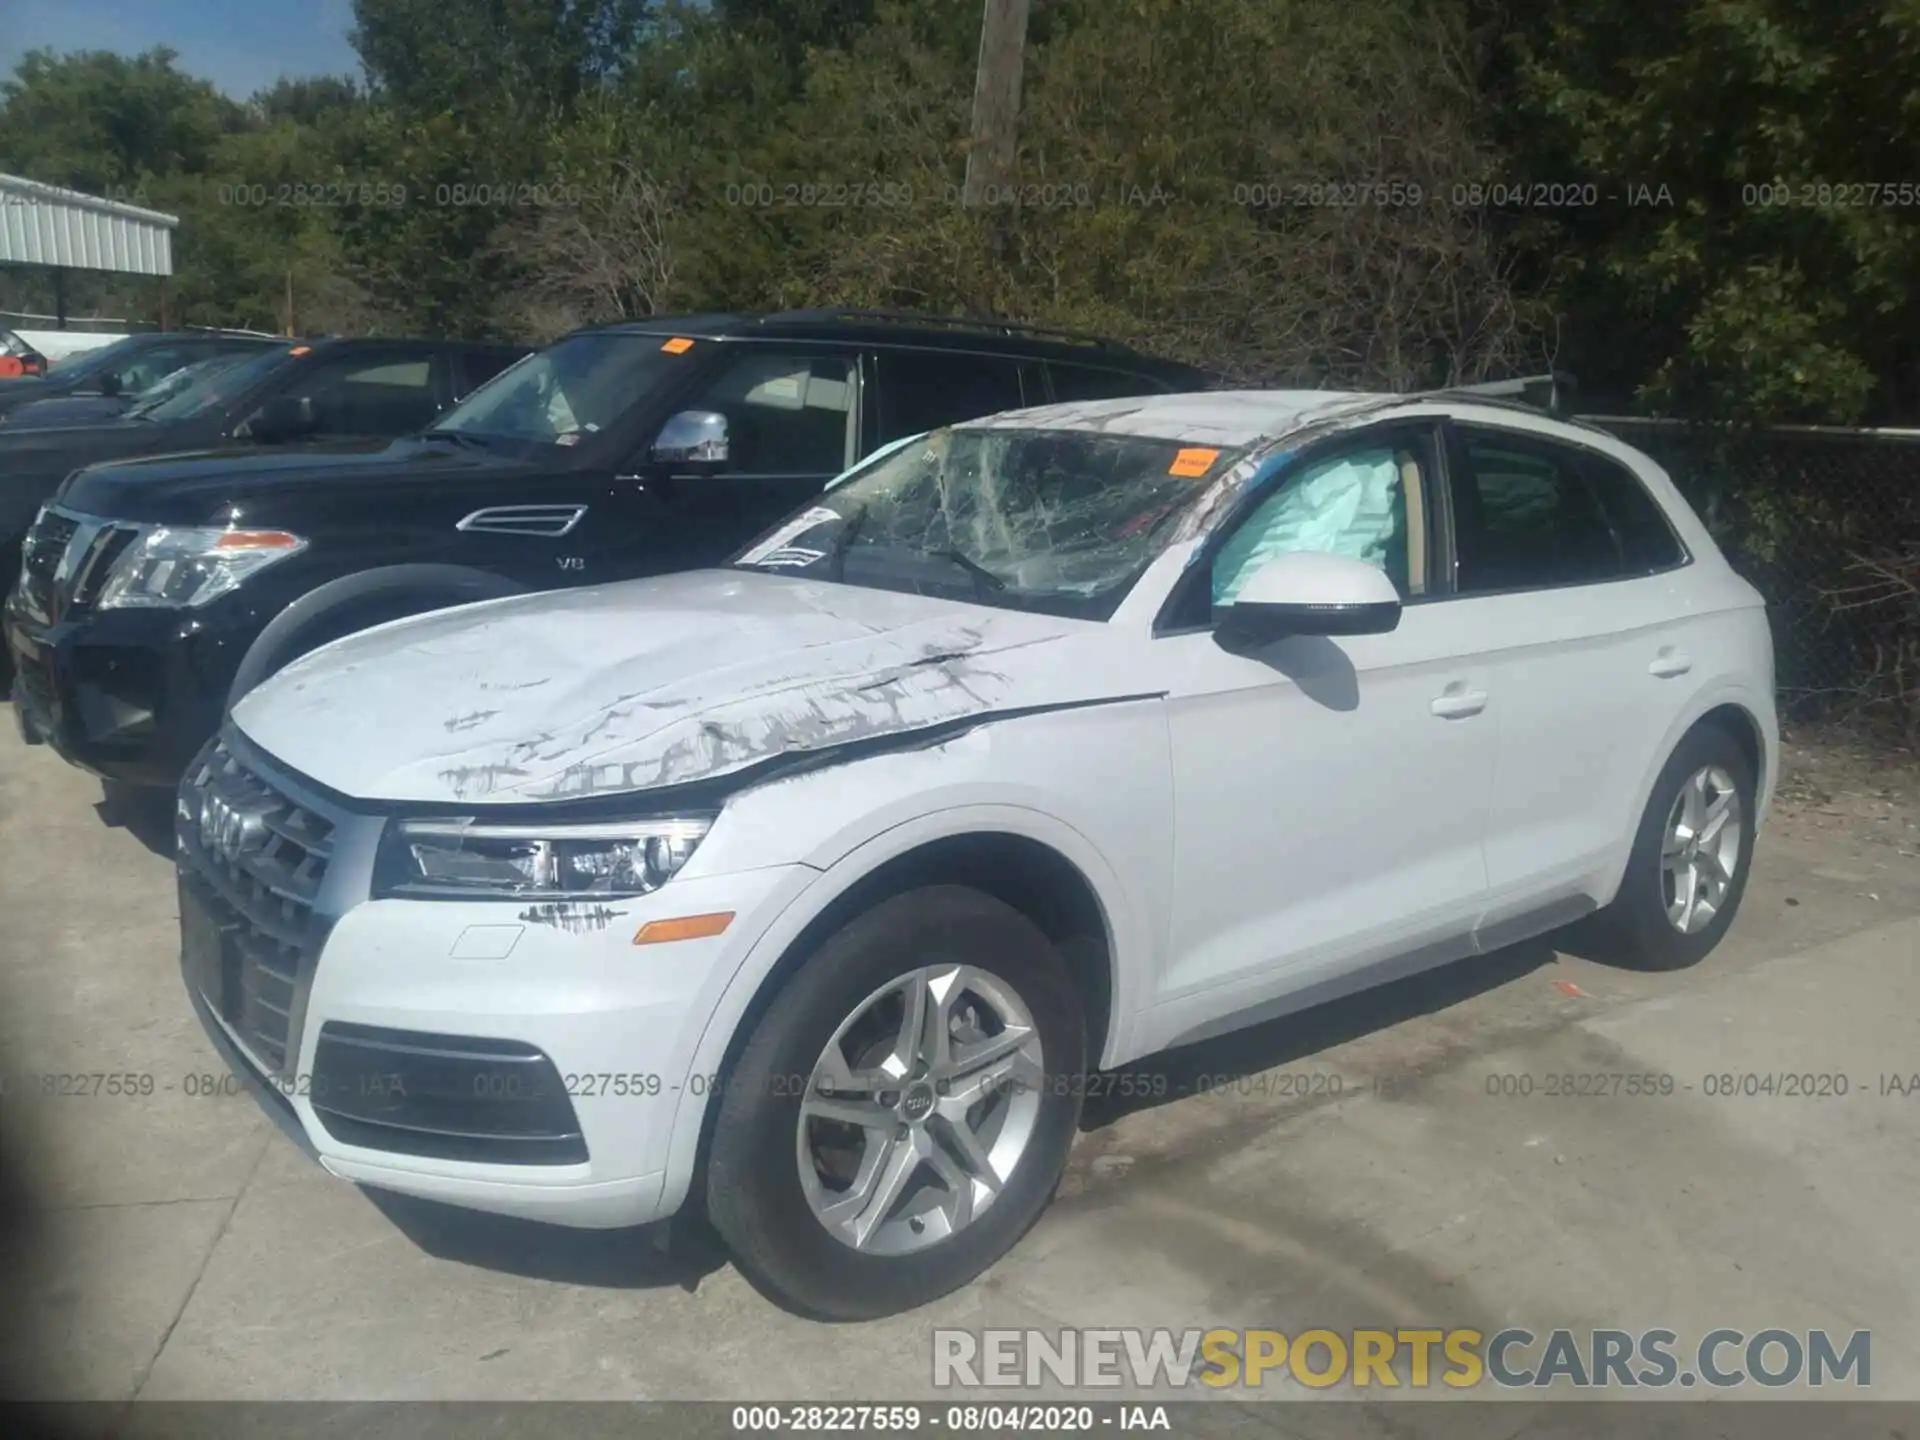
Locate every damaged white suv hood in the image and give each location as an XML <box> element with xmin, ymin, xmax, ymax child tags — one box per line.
<box><xmin>230</xmin><ymin>569</ymin><xmax>1146</xmax><ymax>805</ymax></box>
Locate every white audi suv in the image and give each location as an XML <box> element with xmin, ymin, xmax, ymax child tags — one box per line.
<box><xmin>176</xmin><ymin>389</ymin><xmax>1777</xmax><ymax>1318</ymax></box>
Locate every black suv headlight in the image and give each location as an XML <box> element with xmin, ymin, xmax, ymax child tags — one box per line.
<box><xmin>96</xmin><ymin>526</ymin><xmax>307</xmax><ymax>609</ymax></box>
<box><xmin>375</xmin><ymin>817</ymin><xmax>715</xmax><ymax>900</ymax></box>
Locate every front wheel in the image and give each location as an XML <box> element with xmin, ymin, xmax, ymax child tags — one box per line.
<box><xmin>1600</xmin><ymin>724</ymin><xmax>1756</xmax><ymax>970</ymax></box>
<box><xmin>706</xmin><ymin>885</ymin><xmax>1087</xmax><ymax>1320</ymax></box>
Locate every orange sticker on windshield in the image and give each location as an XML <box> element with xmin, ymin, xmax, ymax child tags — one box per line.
<box><xmin>1169</xmin><ymin>447</ymin><xmax>1219</xmax><ymax>477</ymax></box>
<box><xmin>661</xmin><ymin>337</ymin><xmax>695</xmax><ymax>354</ymax></box>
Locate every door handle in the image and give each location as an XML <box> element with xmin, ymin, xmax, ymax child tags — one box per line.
<box><xmin>1649</xmin><ymin>648</ymin><xmax>1693</xmax><ymax>679</ymax></box>
<box><xmin>1430</xmin><ymin>686</ymin><xmax>1488</xmax><ymax>719</ymax></box>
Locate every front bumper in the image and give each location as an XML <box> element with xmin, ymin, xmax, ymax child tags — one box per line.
<box><xmin>176</xmin><ymin>735</ymin><xmax>819</xmax><ymax>1228</ymax></box>
<box><xmin>4</xmin><ymin>594</ymin><xmax>249</xmax><ymax>785</ymax></box>
<box><xmin>215</xmin><ymin>868</ymin><xmax>812</xmax><ymax>1228</ymax></box>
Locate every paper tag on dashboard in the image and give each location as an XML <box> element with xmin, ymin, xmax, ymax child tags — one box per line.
<box><xmin>1169</xmin><ymin>447</ymin><xmax>1220</xmax><ymax>478</ymax></box>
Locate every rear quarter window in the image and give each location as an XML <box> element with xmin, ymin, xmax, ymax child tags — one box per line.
<box><xmin>1579</xmin><ymin>451</ymin><xmax>1687</xmax><ymax>572</ymax></box>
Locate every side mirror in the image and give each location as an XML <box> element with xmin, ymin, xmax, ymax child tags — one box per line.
<box><xmin>238</xmin><ymin>394</ymin><xmax>314</xmax><ymax>443</ymax></box>
<box><xmin>97</xmin><ymin>372</ymin><xmax>123</xmax><ymax>398</ymax></box>
<box><xmin>651</xmin><ymin>409</ymin><xmax>730</xmax><ymax>466</ymax></box>
<box><xmin>1215</xmin><ymin>551</ymin><xmax>1402</xmax><ymax>644</ymax></box>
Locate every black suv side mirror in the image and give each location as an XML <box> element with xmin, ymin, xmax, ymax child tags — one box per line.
<box><xmin>97</xmin><ymin>372</ymin><xmax>123</xmax><ymax>398</ymax></box>
<box><xmin>238</xmin><ymin>394</ymin><xmax>315</xmax><ymax>444</ymax></box>
<box><xmin>651</xmin><ymin>409</ymin><xmax>730</xmax><ymax>466</ymax></box>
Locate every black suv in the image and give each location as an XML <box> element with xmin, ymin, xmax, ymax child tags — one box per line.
<box><xmin>0</xmin><ymin>329</ymin><xmax>278</xmax><ymax>420</ymax></box>
<box><xmin>0</xmin><ymin>337</ymin><xmax>530</xmax><ymax>638</ymax></box>
<box><xmin>5</xmin><ymin>310</ymin><xmax>1207</xmax><ymax>785</ymax></box>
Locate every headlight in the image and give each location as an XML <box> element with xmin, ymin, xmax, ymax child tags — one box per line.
<box><xmin>96</xmin><ymin>526</ymin><xmax>307</xmax><ymax>609</ymax></box>
<box><xmin>378</xmin><ymin>817</ymin><xmax>714</xmax><ymax>900</ymax></box>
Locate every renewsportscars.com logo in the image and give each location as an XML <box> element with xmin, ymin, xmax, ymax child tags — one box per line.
<box><xmin>932</xmin><ymin>1328</ymin><xmax>1872</xmax><ymax>1391</ymax></box>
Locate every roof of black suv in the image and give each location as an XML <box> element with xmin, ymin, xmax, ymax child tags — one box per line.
<box><xmin>258</xmin><ymin>336</ymin><xmax>527</xmax><ymax>353</ymax></box>
<box><xmin>579</xmin><ymin>309</ymin><xmax>1211</xmax><ymax>378</ymax></box>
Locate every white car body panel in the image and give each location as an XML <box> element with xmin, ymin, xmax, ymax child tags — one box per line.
<box><xmin>203</xmin><ymin>390</ymin><xmax>1779</xmax><ymax>1229</ymax></box>
<box><xmin>232</xmin><ymin>570</ymin><xmax>1162</xmax><ymax>805</ymax></box>
<box><xmin>1149</xmin><ymin>607</ymin><xmax>1498</xmax><ymax>1040</ymax></box>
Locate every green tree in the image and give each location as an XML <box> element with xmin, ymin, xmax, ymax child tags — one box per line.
<box><xmin>1489</xmin><ymin>0</ymin><xmax>1920</xmax><ymax>422</ymax></box>
<box><xmin>0</xmin><ymin>47</ymin><xmax>244</xmax><ymax>194</ymax></box>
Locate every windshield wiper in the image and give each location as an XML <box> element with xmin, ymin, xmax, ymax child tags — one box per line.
<box><xmin>928</xmin><ymin>546</ymin><xmax>1007</xmax><ymax>594</ymax></box>
<box><xmin>419</xmin><ymin>428</ymin><xmax>492</xmax><ymax>451</ymax></box>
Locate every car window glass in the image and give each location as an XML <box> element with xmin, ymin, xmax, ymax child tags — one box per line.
<box><xmin>114</xmin><ymin>345</ymin><xmax>195</xmax><ymax>393</ymax></box>
<box><xmin>1580</xmin><ymin>451</ymin><xmax>1685</xmax><ymax>572</ymax></box>
<box><xmin>348</xmin><ymin>360</ymin><xmax>431</xmax><ymax>386</ymax></box>
<box><xmin>143</xmin><ymin>348</ymin><xmax>296</xmax><ymax>423</ymax></box>
<box><xmin>1211</xmin><ymin>443</ymin><xmax>1419</xmax><ymax>605</ymax></box>
<box><xmin>677</xmin><ymin>351</ymin><xmax>857</xmax><ymax>473</ymax></box>
<box><xmin>877</xmin><ymin>351</ymin><xmax>1025</xmax><ymax>441</ymax></box>
<box><xmin>126</xmin><ymin>353</ymin><xmax>246</xmax><ymax>410</ymax></box>
<box><xmin>438</xmin><ymin>334</ymin><xmax>683</xmax><ymax>446</ymax></box>
<box><xmin>458</xmin><ymin>347</ymin><xmax>520</xmax><ymax>398</ymax></box>
<box><xmin>733</xmin><ymin>426</ymin><xmax>1234</xmax><ymax>620</ymax></box>
<box><xmin>44</xmin><ymin>335</ymin><xmax>146</xmax><ymax>381</ymax></box>
<box><xmin>293</xmin><ymin>353</ymin><xmax>441</xmax><ymax>436</ymax></box>
<box><xmin>1454</xmin><ymin>431</ymin><xmax>1626</xmax><ymax>591</ymax></box>
<box><xmin>1049</xmin><ymin>363</ymin><xmax>1162</xmax><ymax>402</ymax></box>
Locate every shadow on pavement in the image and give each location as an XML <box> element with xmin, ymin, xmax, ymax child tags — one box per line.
<box><xmin>1080</xmin><ymin>935</ymin><xmax>1561</xmax><ymax>1130</ymax></box>
<box><xmin>364</xmin><ymin>1190</ymin><xmax>730</xmax><ymax>1293</ymax></box>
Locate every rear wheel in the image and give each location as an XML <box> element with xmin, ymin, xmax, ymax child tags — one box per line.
<box><xmin>706</xmin><ymin>885</ymin><xmax>1086</xmax><ymax>1320</ymax></box>
<box><xmin>1601</xmin><ymin>724</ymin><xmax>1756</xmax><ymax>970</ymax></box>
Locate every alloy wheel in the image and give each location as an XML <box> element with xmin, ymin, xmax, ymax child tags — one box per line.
<box><xmin>1661</xmin><ymin>763</ymin><xmax>1744</xmax><ymax>934</ymax></box>
<box><xmin>796</xmin><ymin>964</ymin><xmax>1046</xmax><ymax>1256</ymax></box>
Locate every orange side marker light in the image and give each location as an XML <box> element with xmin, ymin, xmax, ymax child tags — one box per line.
<box><xmin>633</xmin><ymin>912</ymin><xmax>734</xmax><ymax>945</ymax></box>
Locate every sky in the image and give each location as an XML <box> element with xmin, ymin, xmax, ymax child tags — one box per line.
<box><xmin>0</xmin><ymin>0</ymin><xmax>364</xmax><ymax>99</ymax></box>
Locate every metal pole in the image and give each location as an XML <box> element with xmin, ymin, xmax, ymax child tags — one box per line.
<box><xmin>961</xmin><ymin>0</ymin><xmax>1032</xmax><ymax>208</ymax></box>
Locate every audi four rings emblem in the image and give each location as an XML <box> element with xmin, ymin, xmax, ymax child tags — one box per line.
<box><xmin>199</xmin><ymin>791</ymin><xmax>269</xmax><ymax>861</ymax></box>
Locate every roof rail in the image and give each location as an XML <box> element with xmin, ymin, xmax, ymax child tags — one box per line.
<box><xmin>1444</xmin><ymin>371</ymin><xmax>1578</xmax><ymax>415</ymax></box>
<box><xmin>764</xmin><ymin>308</ymin><xmax>1127</xmax><ymax>352</ymax></box>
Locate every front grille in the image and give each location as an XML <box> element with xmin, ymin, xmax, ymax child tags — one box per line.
<box><xmin>17</xmin><ymin>508</ymin><xmax>78</xmax><ymax>616</ymax></box>
<box><xmin>178</xmin><ymin>739</ymin><xmax>338</xmax><ymax>1075</ymax></box>
<box><xmin>15</xmin><ymin>508</ymin><xmax>135</xmax><ymax>621</ymax></box>
<box><xmin>70</xmin><ymin>525</ymin><xmax>136</xmax><ymax>607</ymax></box>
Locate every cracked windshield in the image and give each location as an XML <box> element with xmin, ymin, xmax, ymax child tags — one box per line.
<box><xmin>732</xmin><ymin>427</ymin><xmax>1239</xmax><ymax>617</ymax></box>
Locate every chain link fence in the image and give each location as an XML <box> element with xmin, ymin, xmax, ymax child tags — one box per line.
<box><xmin>1587</xmin><ymin>417</ymin><xmax>1920</xmax><ymax>734</ymax></box>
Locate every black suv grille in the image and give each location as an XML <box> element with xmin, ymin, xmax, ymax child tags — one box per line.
<box><xmin>178</xmin><ymin>739</ymin><xmax>338</xmax><ymax>1074</ymax></box>
<box><xmin>15</xmin><ymin>508</ymin><xmax>136</xmax><ymax>621</ymax></box>
<box><xmin>17</xmin><ymin>508</ymin><xmax>78</xmax><ymax>616</ymax></box>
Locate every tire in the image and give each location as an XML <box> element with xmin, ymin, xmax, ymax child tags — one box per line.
<box><xmin>1600</xmin><ymin>722</ymin><xmax>1757</xmax><ymax>970</ymax></box>
<box><xmin>707</xmin><ymin>884</ymin><xmax>1087</xmax><ymax>1320</ymax></box>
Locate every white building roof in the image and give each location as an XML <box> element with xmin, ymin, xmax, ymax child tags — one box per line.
<box><xmin>0</xmin><ymin>174</ymin><xmax>179</xmax><ymax>276</ymax></box>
